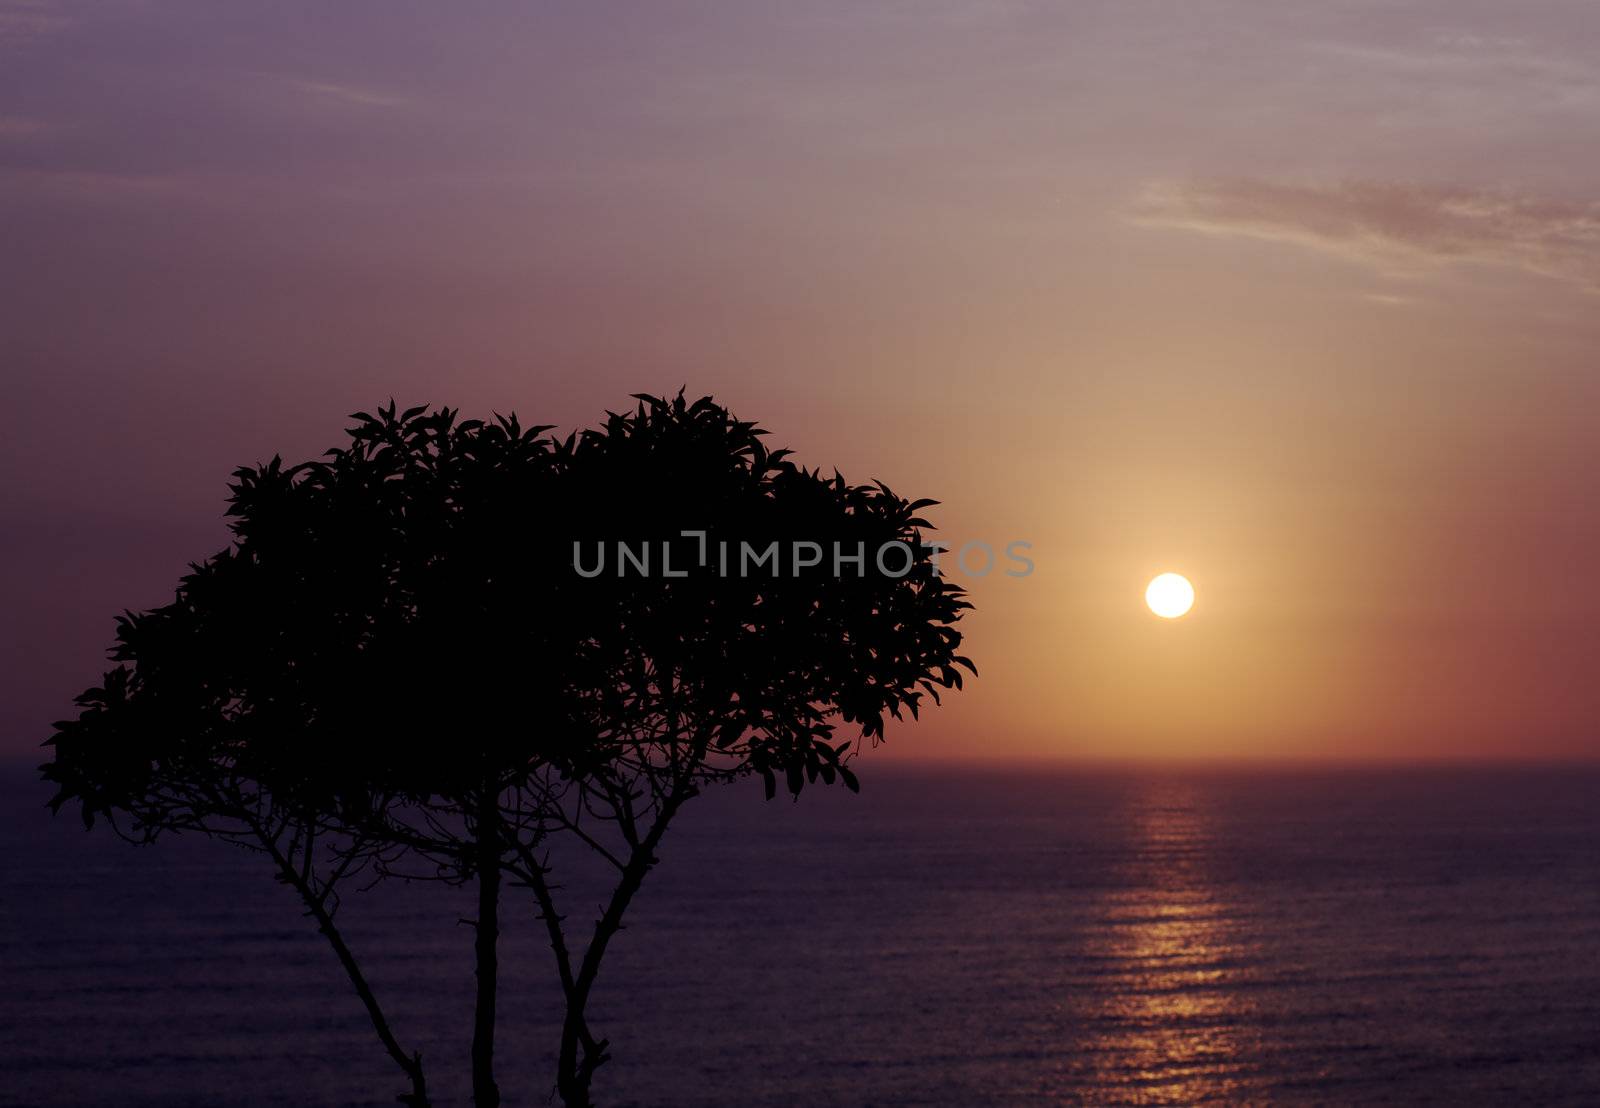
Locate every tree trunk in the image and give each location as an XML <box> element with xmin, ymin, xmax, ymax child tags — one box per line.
<box><xmin>262</xmin><ymin>834</ymin><xmax>430</xmax><ymax>1107</ymax></box>
<box><xmin>554</xmin><ymin>786</ymin><xmax>692</xmax><ymax>1107</ymax></box>
<box><xmin>472</xmin><ymin>787</ymin><xmax>502</xmax><ymax>1107</ymax></box>
<box><xmin>313</xmin><ymin>904</ymin><xmax>431</xmax><ymax>1107</ymax></box>
<box><xmin>556</xmin><ymin>1014</ymin><xmax>607</xmax><ymax>1108</ymax></box>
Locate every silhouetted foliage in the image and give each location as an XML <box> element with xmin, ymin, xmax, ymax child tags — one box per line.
<box><xmin>44</xmin><ymin>393</ymin><xmax>974</xmax><ymax>1106</ymax></box>
<box><xmin>498</xmin><ymin>393</ymin><xmax>974</xmax><ymax>1104</ymax></box>
<box><xmin>44</xmin><ymin>401</ymin><xmax>565</xmax><ymax>1107</ymax></box>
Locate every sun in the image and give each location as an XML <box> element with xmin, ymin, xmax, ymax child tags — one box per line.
<box><xmin>1145</xmin><ymin>572</ymin><xmax>1195</xmax><ymax>619</ymax></box>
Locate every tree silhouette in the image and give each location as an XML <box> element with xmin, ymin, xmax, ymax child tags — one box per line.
<box><xmin>44</xmin><ymin>394</ymin><xmax>974</xmax><ymax>1106</ymax></box>
<box><xmin>500</xmin><ymin>394</ymin><xmax>975</xmax><ymax>1104</ymax></box>
<box><xmin>44</xmin><ymin>402</ymin><xmax>564</xmax><ymax>1107</ymax></box>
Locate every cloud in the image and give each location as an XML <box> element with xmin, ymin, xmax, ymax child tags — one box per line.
<box><xmin>0</xmin><ymin>0</ymin><xmax>71</xmax><ymax>45</ymax></box>
<box><xmin>0</xmin><ymin>168</ymin><xmax>201</xmax><ymax>202</ymax></box>
<box><xmin>1132</xmin><ymin>179</ymin><xmax>1600</xmax><ymax>291</ymax></box>
<box><xmin>0</xmin><ymin>115</ymin><xmax>47</xmax><ymax>137</ymax></box>
<box><xmin>284</xmin><ymin>79</ymin><xmax>410</xmax><ymax>110</ymax></box>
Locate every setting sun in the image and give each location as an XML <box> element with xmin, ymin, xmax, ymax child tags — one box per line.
<box><xmin>1145</xmin><ymin>573</ymin><xmax>1195</xmax><ymax>619</ymax></box>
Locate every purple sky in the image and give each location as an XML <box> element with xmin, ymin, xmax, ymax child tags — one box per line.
<box><xmin>5</xmin><ymin>1</ymin><xmax>1600</xmax><ymax>762</ymax></box>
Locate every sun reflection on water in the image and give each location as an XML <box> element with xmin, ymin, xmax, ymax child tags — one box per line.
<box><xmin>1075</xmin><ymin>779</ymin><xmax>1262</xmax><ymax>1104</ymax></box>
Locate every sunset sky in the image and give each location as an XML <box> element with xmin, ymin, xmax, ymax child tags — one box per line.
<box><xmin>4</xmin><ymin>1</ymin><xmax>1599</xmax><ymax>763</ymax></box>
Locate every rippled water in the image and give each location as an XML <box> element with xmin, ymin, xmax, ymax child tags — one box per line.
<box><xmin>5</xmin><ymin>764</ymin><xmax>1599</xmax><ymax>1105</ymax></box>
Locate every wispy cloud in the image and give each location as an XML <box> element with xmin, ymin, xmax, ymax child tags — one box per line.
<box><xmin>0</xmin><ymin>114</ymin><xmax>47</xmax><ymax>137</ymax></box>
<box><xmin>1132</xmin><ymin>179</ymin><xmax>1600</xmax><ymax>291</ymax></box>
<box><xmin>0</xmin><ymin>0</ymin><xmax>71</xmax><ymax>45</ymax></box>
<box><xmin>0</xmin><ymin>168</ymin><xmax>201</xmax><ymax>201</ymax></box>
<box><xmin>284</xmin><ymin>78</ymin><xmax>410</xmax><ymax>110</ymax></box>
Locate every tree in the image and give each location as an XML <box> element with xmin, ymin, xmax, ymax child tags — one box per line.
<box><xmin>46</xmin><ymin>674</ymin><xmax>431</xmax><ymax>1106</ymax></box>
<box><xmin>44</xmin><ymin>394</ymin><xmax>975</xmax><ymax>1106</ymax></box>
<box><xmin>495</xmin><ymin>394</ymin><xmax>975</xmax><ymax>1104</ymax></box>
<box><xmin>44</xmin><ymin>402</ymin><xmax>564</xmax><ymax>1106</ymax></box>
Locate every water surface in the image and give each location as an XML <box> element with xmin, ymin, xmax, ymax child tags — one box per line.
<box><xmin>5</xmin><ymin>764</ymin><xmax>1598</xmax><ymax>1105</ymax></box>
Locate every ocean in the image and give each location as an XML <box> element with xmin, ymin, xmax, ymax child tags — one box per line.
<box><xmin>4</xmin><ymin>763</ymin><xmax>1598</xmax><ymax>1106</ymax></box>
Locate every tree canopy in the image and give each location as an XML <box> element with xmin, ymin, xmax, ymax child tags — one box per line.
<box><xmin>44</xmin><ymin>393</ymin><xmax>975</xmax><ymax>1106</ymax></box>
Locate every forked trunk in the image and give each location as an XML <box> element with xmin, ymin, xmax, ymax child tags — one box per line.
<box><xmin>556</xmin><ymin>1012</ymin><xmax>608</xmax><ymax>1107</ymax></box>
